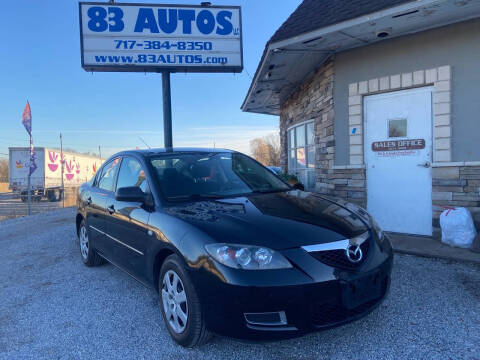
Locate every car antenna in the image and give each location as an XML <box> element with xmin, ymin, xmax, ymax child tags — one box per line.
<box><xmin>139</xmin><ymin>137</ymin><xmax>151</xmax><ymax>149</ymax></box>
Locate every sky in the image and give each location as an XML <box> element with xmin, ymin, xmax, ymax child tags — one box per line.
<box><xmin>0</xmin><ymin>0</ymin><xmax>301</xmax><ymax>159</ymax></box>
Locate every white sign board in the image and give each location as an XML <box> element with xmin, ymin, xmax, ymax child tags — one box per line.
<box><xmin>79</xmin><ymin>2</ymin><xmax>243</xmax><ymax>73</ymax></box>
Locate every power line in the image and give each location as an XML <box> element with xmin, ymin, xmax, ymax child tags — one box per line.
<box><xmin>244</xmin><ymin>67</ymin><xmax>254</xmax><ymax>81</ymax></box>
<box><xmin>139</xmin><ymin>137</ymin><xmax>151</xmax><ymax>149</ymax></box>
<box><xmin>0</xmin><ymin>138</ymin><xmax>122</xmax><ymax>150</ymax></box>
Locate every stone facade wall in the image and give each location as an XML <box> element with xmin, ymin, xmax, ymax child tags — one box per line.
<box><xmin>279</xmin><ymin>59</ymin><xmax>478</xmax><ymax>235</ymax></box>
<box><xmin>279</xmin><ymin>59</ymin><xmax>334</xmax><ymax>173</ymax></box>
<box><xmin>279</xmin><ymin>59</ymin><xmax>367</xmax><ymax>206</ymax></box>
<box><xmin>432</xmin><ymin>165</ymin><xmax>480</xmax><ymax>234</ymax></box>
<box><xmin>325</xmin><ymin>167</ymin><xmax>366</xmax><ymax>206</ymax></box>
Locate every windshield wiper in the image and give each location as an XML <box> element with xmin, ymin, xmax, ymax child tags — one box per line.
<box><xmin>168</xmin><ymin>193</ymin><xmax>225</xmax><ymax>202</ymax></box>
<box><xmin>250</xmin><ymin>188</ymin><xmax>289</xmax><ymax>194</ymax></box>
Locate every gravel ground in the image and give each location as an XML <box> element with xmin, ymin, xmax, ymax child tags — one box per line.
<box><xmin>1</xmin><ymin>208</ymin><xmax>479</xmax><ymax>359</ymax></box>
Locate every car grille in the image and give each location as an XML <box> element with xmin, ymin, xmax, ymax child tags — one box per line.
<box><xmin>310</xmin><ymin>276</ymin><xmax>388</xmax><ymax>328</ymax></box>
<box><xmin>309</xmin><ymin>239</ymin><xmax>370</xmax><ymax>270</ymax></box>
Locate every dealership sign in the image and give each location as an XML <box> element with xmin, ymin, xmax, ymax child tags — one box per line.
<box><xmin>79</xmin><ymin>2</ymin><xmax>243</xmax><ymax>73</ymax></box>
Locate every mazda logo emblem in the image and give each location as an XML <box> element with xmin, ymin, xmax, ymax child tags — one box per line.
<box><xmin>346</xmin><ymin>244</ymin><xmax>363</xmax><ymax>263</ymax></box>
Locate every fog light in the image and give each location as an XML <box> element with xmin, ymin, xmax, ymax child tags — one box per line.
<box><xmin>244</xmin><ymin>311</ymin><xmax>287</xmax><ymax>326</ymax></box>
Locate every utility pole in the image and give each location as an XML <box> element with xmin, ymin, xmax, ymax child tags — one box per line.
<box><xmin>98</xmin><ymin>145</ymin><xmax>102</xmax><ymax>159</ymax></box>
<box><xmin>60</xmin><ymin>133</ymin><xmax>65</xmax><ymax>208</ymax></box>
<box><xmin>162</xmin><ymin>71</ymin><xmax>173</xmax><ymax>149</ymax></box>
<box><xmin>26</xmin><ymin>164</ymin><xmax>31</xmax><ymax>215</ymax></box>
<box><xmin>27</xmin><ymin>133</ymin><xmax>33</xmax><ymax>215</ymax></box>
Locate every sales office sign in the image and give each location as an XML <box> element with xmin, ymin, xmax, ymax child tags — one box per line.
<box><xmin>79</xmin><ymin>2</ymin><xmax>243</xmax><ymax>73</ymax></box>
<box><xmin>372</xmin><ymin>139</ymin><xmax>426</xmax><ymax>157</ymax></box>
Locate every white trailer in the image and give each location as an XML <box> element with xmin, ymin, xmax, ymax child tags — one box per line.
<box><xmin>9</xmin><ymin>147</ymin><xmax>104</xmax><ymax>201</ymax></box>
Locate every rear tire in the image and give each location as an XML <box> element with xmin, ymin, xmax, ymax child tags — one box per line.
<box><xmin>159</xmin><ymin>254</ymin><xmax>211</xmax><ymax>347</ymax></box>
<box><xmin>47</xmin><ymin>190</ymin><xmax>58</xmax><ymax>202</ymax></box>
<box><xmin>78</xmin><ymin>220</ymin><xmax>104</xmax><ymax>267</ymax></box>
<box><xmin>57</xmin><ymin>189</ymin><xmax>63</xmax><ymax>202</ymax></box>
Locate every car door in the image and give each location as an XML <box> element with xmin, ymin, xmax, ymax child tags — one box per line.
<box><xmin>90</xmin><ymin>157</ymin><xmax>121</xmax><ymax>255</ymax></box>
<box><xmin>85</xmin><ymin>175</ymin><xmax>108</xmax><ymax>252</ymax></box>
<box><xmin>104</xmin><ymin>156</ymin><xmax>153</xmax><ymax>280</ymax></box>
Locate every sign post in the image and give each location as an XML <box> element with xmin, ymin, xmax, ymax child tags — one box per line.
<box><xmin>60</xmin><ymin>133</ymin><xmax>65</xmax><ymax>208</ymax></box>
<box><xmin>79</xmin><ymin>2</ymin><xmax>243</xmax><ymax>148</ymax></box>
<box><xmin>162</xmin><ymin>71</ymin><xmax>172</xmax><ymax>148</ymax></box>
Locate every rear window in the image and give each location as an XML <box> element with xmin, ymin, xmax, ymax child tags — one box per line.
<box><xmin>97</xmin><ymin>158</ymin><xmax>120</xmax><ymax>192</ymax></box>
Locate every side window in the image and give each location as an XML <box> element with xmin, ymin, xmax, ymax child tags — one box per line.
<box><xmin>116</xmin><ymin>157</ymin><xmax>149</xmax><ymax>193</ymax></box>
<box><xmin>287</xmin><ymin>121</ymin><xmax>315</xmax><ymax>190</ymax></box>
<box><xmin>98</xmin><ymin>158</ymin><xmax>120</xmax><ymax>192</ymax></box>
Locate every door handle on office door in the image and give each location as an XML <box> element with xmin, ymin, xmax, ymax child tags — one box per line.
<box><xmin>107</xmin><ymin>204</ymin><xmax>115</xmax><ymax>214</ymax></box>
<box><xmin>417</xmin><ymin>161</ymin><xmax>431</xmax><ymax>168</ymax></box>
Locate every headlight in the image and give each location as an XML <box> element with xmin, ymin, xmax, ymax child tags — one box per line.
<box><xmin>205</xmin><ymin>244</ymin><xmax>293</xmax><ymax>270</ymax></box>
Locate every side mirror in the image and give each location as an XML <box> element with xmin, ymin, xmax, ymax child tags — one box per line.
<box><xmin>292</xmin><ymin>182</ymin><xmax>305</xmax><ymax>191</ymax></box>
<box><xmin>115</xmin><ymin>186</ymin><xmax>147</xmax><ymax>203</ymax></box>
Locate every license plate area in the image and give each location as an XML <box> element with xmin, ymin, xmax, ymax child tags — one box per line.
<box><xmin>340</xmin><ymin>271</ymin><xmax>383</xmax><ymax>309</ymax></box>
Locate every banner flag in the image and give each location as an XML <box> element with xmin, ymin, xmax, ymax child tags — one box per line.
<box><xmin>21</xmin><ymin>101</ymin><xmax>36</xmax><ymax>175</ymax></box>
<box><xmin>22</xmin><ymin>101</ymin><xmax>32</xmax><ymax>136</ymax></box>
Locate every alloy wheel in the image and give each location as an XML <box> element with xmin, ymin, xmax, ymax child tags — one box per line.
<box><xmin>162</xmin><ymin>270</ymin><xmax>188</xmax><ymax>334</ymax></box>
<box><xmin>79</xmin><ymin>226</ymin><xmax>89</xmax><ymax>260</ymax></box>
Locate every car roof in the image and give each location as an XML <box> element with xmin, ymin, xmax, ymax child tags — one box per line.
<box><xmin>111</xmin><ymin>147</ymin><xmax>236</xmax><ymax>159</ymax></box>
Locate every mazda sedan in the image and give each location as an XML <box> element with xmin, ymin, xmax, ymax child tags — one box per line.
<box><xmin>76</xmin><ymin>148</ymin><xmax>393</xmax><ymax>347</ymax></box>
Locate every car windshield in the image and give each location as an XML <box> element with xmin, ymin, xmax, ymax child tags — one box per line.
<box><xmin>149</xmin><ymin>152</ymin><xmax>290</xmax><ymax>201</ymax></box>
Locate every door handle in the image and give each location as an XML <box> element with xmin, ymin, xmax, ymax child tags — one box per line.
<box><xmin>107</xmin><ymin>204</ymin><xmax>115</xmax><ymax>214</ymax></box>
<box><xmin>86</xmin><ymin>197</ymin><xmax>92</xmax><ymax>205</ymax></box>
<box><xmin>417</xmin><ymin>161</ymin><xmax>431</xmax><ymax>168</ymax></box>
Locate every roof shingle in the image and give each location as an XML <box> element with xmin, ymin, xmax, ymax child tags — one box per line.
<box><xmin>242</xmin><ymin>0</ymin><xmax>415</xmax><ymax>111</ymax></box>
<box><xmin>270</xmin><ymin>0</ymin><xmax>413</xmax><ymax>43</ymax></box>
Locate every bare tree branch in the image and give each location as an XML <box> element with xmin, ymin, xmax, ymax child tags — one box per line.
<box><xmin>250</xmin><ymin>134</ymin><xmax>280</xmax><ymax>166</ymax></box>
<box><xmin>0</xmin><ymin>159</ymin><xmax>8</xmax><ymax>179</ymax></box>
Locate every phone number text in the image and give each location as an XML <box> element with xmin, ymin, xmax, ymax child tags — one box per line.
<box><xmin>114</xmin><ymin>40</ymin><xmax>213</xmax><ymax>51</ymax></box>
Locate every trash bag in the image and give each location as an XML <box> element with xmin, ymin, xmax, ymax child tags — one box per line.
<box><xmin>472</xmin><ymin>233</ymin><xmax>480</xmax><ymax>254</ymax></box>
<box><xmin>440</xmin><ymin>207</ymin><xmax>477</xmax><ymax>248</ymax></box>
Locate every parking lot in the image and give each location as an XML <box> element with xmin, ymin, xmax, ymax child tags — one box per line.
<box><xmin>0</xmin><ymin>208</ymin><xmax>479</xmax><ymax>360</ymax></box>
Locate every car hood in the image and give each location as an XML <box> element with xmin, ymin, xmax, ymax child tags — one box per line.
<box><xmin>163</xmin><ymin>191</ymin><xmax>369</xmax><ymax>250</ymax></box>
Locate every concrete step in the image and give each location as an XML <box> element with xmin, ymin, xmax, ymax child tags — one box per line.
<box><xmin>388</xmin><ymin>232</ymin><xmax>480</xmax><ymax>264</ymax></box>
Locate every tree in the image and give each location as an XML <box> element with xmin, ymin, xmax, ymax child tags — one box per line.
<box><xmin>63</xmin><ymin>148</ymin><xmax>99</xmax><ymax>158</ymax></box>
<box><xmin>264</xmin><ymin>133</ymin><xmax>280</xmax><ymax>166</ymax></box>
<box><xmin>250</xmin><ymin>134</ymin><xmax>281</xmax><ymax>166</ymax></box>
<box><xmin>0</xmin><ymin>159</ymin><xmax>8</xmax><ymax>180</ymax></box>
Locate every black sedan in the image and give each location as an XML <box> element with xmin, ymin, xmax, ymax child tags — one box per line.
<box><xmin>76</xmin><ymin>148</ymin><xmax>393</xmax><ymax>347</ymax></box>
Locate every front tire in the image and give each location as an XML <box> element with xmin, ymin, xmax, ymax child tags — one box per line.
<box><xmin>159</xmin><ymin>254</ymin><xmax>211</xmax><ymax>347</ymax></box>
<box><xmin>78</xmin><ymin>220</ymin><xmax>104</xmax><ymax>267</ymax></box>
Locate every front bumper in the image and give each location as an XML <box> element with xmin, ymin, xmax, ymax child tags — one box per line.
<box><xmin>191</xmin><ymin>237</ymin><xmax>393</xmax><ymax>340</ymax></box>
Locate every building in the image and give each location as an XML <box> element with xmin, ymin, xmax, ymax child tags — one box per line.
<box><xmin>242</xmin><ymin>0</ymin><xmax>480</xmax><ymax>236</ymax></box>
